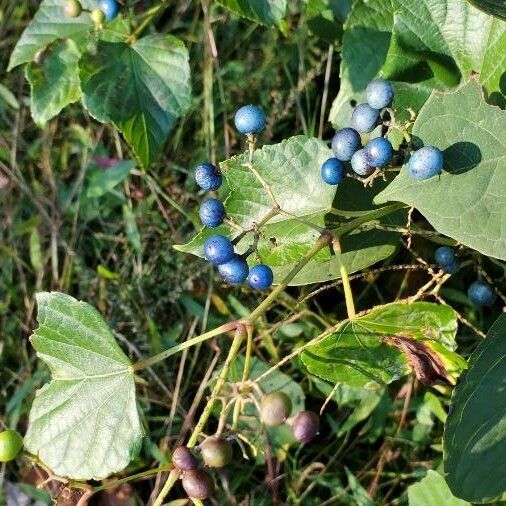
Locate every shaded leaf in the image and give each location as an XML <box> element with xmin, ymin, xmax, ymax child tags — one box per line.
<box><xmin>443</xmin><ymin>313</ymin><xmax>506</xmax><ymax>503</ymax></box>
<box><xmin>408</xmin><ymin>470</ymin><xmax>469</xmax><ymax>506</ymax></box>
<box><xmin>375</xmin><ymin>82</ymin><xmax>506</xmax><ymax>261</ymax></box>
<box><xmin>217</xmin><ymin>0</ymin><xmax>287</xmax><ymax>27</ymax></box>
<box><xmin>24</xmin><ymin>292</ymin><xmax>144</xmax><ymax>480</ymax></box>
<box><xmin>467</xmin><ymin>0</ymin><xmax>506</xmax><ymax>20</ymax></box>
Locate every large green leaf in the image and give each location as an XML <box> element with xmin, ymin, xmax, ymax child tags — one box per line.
<box><xmin>301</xmin><ymin>302</ymin><xmax>464</xmax><ymax>388</ymax></box>
<box><xmin>375</xmin><ymin>82</ymin><xmax>506</xmax><ymax>261</ymax></box>
<box><xmin>24</xmin><ymin>292</ymin><xmax>144</xmax><ymax>480</ymax></box>
<box><xmin>79</xmin><ymin>35</ymin><xmax>191</xmax><ymax>169</ymax></box>
<box><xmin>217</xmin><ymin>0</ymin><xmax>287</xmax><ymax>26</ymax></box>
<box><xmin>175</xmin><ymin>136</ymin><xmax>402</xmax><ymax>286</ymax></box>
<box><xmin>408</xmin><ymin>471</ymin><xmax>469</xmax><ymax>506</ymax></box>
<box><xmin>8</xmin><ymin>0</ymin><xmax>98</xmax><ymax>71</ymax></box>
<box><xmin>26</xmin><ymin>39</ymin><xmax>82</xmax><ymax>126</ymax></box>
<box><xmin>443</xmin><ymin>314</ymin><xmax>506</xmax><ymax>503</ymax></box>
<box><xmin>467</xmin><ymin>0</ymin><xmax>506</xmax><ymax>20</ymax></box>
<box><xmin>329</xmin><ymin>0</ymin><xmax>506</xmax><ymax>127</ymax></box>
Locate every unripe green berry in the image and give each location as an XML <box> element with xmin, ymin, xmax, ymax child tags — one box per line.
<box><xmin>292</xmin><ymin>411</ymin><xmax>319</xmax><ymax>443</ymax></box>
<box><xmin>260</xmin><ymin>392</ymin><xmax>292</xmax><ymax>427</ymax></box>
<box><xmin>181</xmin><ymin>469</ymin><xmax>214</xmax><ymax>500</ymax></box>
<box><xmin>0</xmin><ymin>430</ymin><xmax>23</xmax><ymax>462</ymax></box>
<box><xmin>91</xmin><ymin>8</ymin><xmax>106</xmax><ymax>27</ymax></box>
<box><xmin>200</xmin><ymin>437</ymin><xmax>233</xmax><ymax>468</ymax></box>
<box><xmin>172</xmin><ymin>446</ymin><xmax>198</xmax><ymax>471</ymax></box>
<box><xmin>63</xmin><ymin>0</ymin><xmax>82</xmax><ymax>17</ymax></box>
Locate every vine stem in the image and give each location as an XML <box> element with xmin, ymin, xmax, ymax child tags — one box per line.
<box><xmin>152</xmin><ymin>468</ymin><xmax>180</xmax><ymax>506</ymax></box>
<box><xmin>332</xmin><ymin>239</ymin><xmax>356</xmax><ymax>318</ymax></box>
<box><xmin>127</xmin><ymin>0</ymin><xmax>173</xmax><ymax>43</ymax></box>
<box><xmin>186</xmin><ymin>323</ymin><xmax>248</xmax><ymax>447</ymax></box>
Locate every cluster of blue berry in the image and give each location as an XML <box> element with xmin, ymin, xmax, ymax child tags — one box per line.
<box><xmin>435</xmin><ymin>246</ymin><xmax>496</xmax><ymax>306</ymax></box>
<box><xmin>196</xmin><ymin>106</ymin><xmax>274</xmax><ymax>290</ymax></box>
<box><xmin>320</xmin><ymin>79</ymin><xmax>444</xmax><ymax>185</ymax></box>
<box><xmin>63</xmin><ymin>0</ymin><xmax>119</xmax><ymax>25</ymax></box>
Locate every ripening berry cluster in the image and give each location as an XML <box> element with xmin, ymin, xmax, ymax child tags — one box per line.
<box><xmin>195</xmin><ymin>105</ymin><xmax>274</xmax><ymax>290</ymax></box>
<box><xmin>434</xmin><ymin>247</ymin><xmax>496</xmax><ymax>306</ymax></box>
<box><xmin>172</xmin><ymin>392</ymin><xmax>320</xmax><ymax>500</ymax></box>
<box><xmin>320</xmin><ymin>79</ymin><xmax>444</xmax><ymax>185</ymax></box>
<box><xmin>63</xmin><ymin>0</ymin><xmax>119</xmax><ymax>27</ymax></box>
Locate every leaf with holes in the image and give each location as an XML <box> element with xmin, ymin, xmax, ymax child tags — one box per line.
<box><xmin>79</xmin><ymin>35</ymin><xmax>191</xmax><ymax>169</ymax></box>
<box><xmin>375</xmin><ymin>82</ymin><xmax>506</xmax><ymax>261</ymax></box>
<box><xmin>443</xmin><ymin>313</ymin><xmax>506</xmax><ymax>503</ymax></box>
<box><xmin>24</xmin><ymin>292</ymin><xmax>144</xmax><ymax>480</ymax></box>
<box><xmin>175</xmin><ymin>135</ymin><xmax>404</xmax><ymax>286</ymax></box>
<box><xmin>301</xmin><ymin>302</ymin><xmax>465</xmax><ymax>388</ymax></box>
<box><xmin>217</xmin><ymin>0</ymin><xmax>287</xmax><ymax>27</ymax></box>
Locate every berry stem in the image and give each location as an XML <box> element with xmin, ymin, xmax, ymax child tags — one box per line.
<box><xmin>241</xmin><ymin>324</ymin><xmax>254</xmax><ymax>383</ymax></box>
<box><xmin>152</xmin><ymin>468</ymin><xmax>180</xmax><ymax>506</ymax></box>
<box><xmin>332</xmin><ymin>239</ymin><xmax>356</xmax><ymax>319</ymax></box>
<box><xmin>187</xmin><ymin>324</ymin><xmax>249</xmax><ymax>447</ymax></box>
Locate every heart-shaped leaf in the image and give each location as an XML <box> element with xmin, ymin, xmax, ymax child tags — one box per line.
<box><xmin>24</xmin><ymin>292</ymin><xmax>144</xmax><ymax>480</ymax></box>
<box><xmin>375</xmin><ymin>82</ymin><xmax>506</xmax><ymax>261</ymax></box>
<box><xmin>26</xmin><ymin>39</ymin><xmax>82</xmax><ymax>126</ymax></box>
<box><xmin>175</xmin><ymin>136</ymin><xmax>403</xmax><ymax>286</ymax></box>
<box><xmin>301</xmin><ymin>302</ymin><xmax>465</xmax><ymax>388</ymax></box>
<box><xmin>443</xmin><ymin>313</ymin><xmax>506</xmax><ymax>503</ymax></box>
<box><xmin>79</xmin><ymin>34</ymin><xmax>191</xmax><ymax>169</ymax></box>
<box><xmin>217</xmin><ymin>0</ymin><xmax>287</xmax><ymax>26</ymax></box>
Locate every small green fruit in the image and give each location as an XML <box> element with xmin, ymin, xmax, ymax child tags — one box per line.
<box><xmin>172</xmin><ymin>446</ymin><xmax>198</xmax><ymax>471</ymax></box>
<box><xmin>181</xmin><ymin>469</ymin><xmax>214</xmax><ymax>500</ymax></box>
<box><xmin>260</xmin><ymin>392</ymin><xmax>292</xmax><ymax>427</ymax></box>
<box><xmin>63</xmin><ymin>0</ymin><xmax>82</xmax><ymax>17</ymax></box>
<box><xmin>200</xmin><ymin>437</ymin><xmax>233</xmax><ymax>468</ymax></box>
<box><xmin>90</xmin><ymin>8</ymin><xmax>106</xmax><ymax>27</ymax></box>
<box><xmin>0</xmin><ymin>430</ymin><xmax>23</xmax><ymax>462</ymax></box>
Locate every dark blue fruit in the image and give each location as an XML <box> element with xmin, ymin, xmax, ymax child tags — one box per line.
<box><xmin>99</xmin><ymin>0</ymin><xmax>119</xmax><ymax>20</ymax></box>
<box><xmin>204</xmin><ymin>235</ymin><xmax>234</xmax><ymax>265</ymax></box>
<box><xmin>234</xmin><ymin>105</ymin><xmax>266</xmax><ymax>134</ymax></box>
<box><xmin>435</xmin><ymin>246</ymin><xmax>455</xmax><ymax>266</ymax></box>
<box><xmin>366</xmin><ymin>79</ymin><xmax>394</xmax><ymax>109</ymax></box>
<box><xmin>351</xmin><ymin>103</ymin><xmax>380</xmax><ymax>133</ymax></box>
<box><xmin>351</xmin><ymin>149</ymin><xmax>374</xmax><ymax>176</ymax></box>
<box><xmin>331</xmin><ymin>128</ymin><xmax>361</xmax><ymax>161</ymax></box>
<box><xmin>248</xmin><ymin>264</ymin><xmax>273</xmax><ymax>289</ymax></box>
<box><xmin>320</xmin><ymin>157</ymin><xmax>345</xmax><ymax>185</ymax></box>
<box><xmin>195</xmin><ymin>162</ymin><xmax>222</xmax><ymax>191</ymax></box>
<box><xmin>407</xmin><ymin>146</ymin><xmax>444</xmax><ymax>180</ymax></box>
<box><xmin>199</xmin><ymin>199</ymin><xmax>225</xmax><ymax>228</ymax></box>
<box><xmin>468</xmin><ymin>280</ymin><xmax>496</xmax><ymax>306</ymax></box>
<box><xmin>364</xmin><ymin>137</ymin><xmax>393</xmax><ymax>167</ymax></box>
<box><xmin>218</xmin><ymin>255</ymin><xmax>249</xmax><ymax>284</ymax></box>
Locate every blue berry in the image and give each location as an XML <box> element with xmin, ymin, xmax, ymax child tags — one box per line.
<box><xmin>407</xmin><ymin>146</ymin><xmax>444</xmax><ymax>180</ymax></box>
<box><xmin>248</xmin><ymin>264</ymin><xmax>273</xmax><ymax>290</ymax></box>
<box><xmin>435</xmin><ymin>246</ymin><xmax>455</xmax><ymax>266</ymax></box>
<box><xmin>199</xmin><ymin>199</ymin><xmax>225</xmax><ymax>228</ymax></box>
<box><xmin>234</xmin><ymin>105</ymin><xmax>266</xmax><ymax>134</ymax></box>
<box><xmin>351</xmin><ymin>149</ymin><xmax>374</xmax><ymax>176</ymax></box>
<box><xmin>442</xmin><ymin>260</ymin><xmax>460</xmax><ymax>274</ymax></box>
<box><xmin>195</xmin><ymin>162</ymin><xmax>222</xmax><ymax>191</ymax></box>
<box><xmin>468</xmin><ymin>280</ymin><xmax>496</xmax><ymax>306</ymax></box>
<box><xmin>320</xmin><ymin>158</ymin><xmax>345</xmax><ymax>185</ymax></box>
<box><xmin>331</xmin><ymin>128</ymin><xmax>361</xmax><ymax>161</ymax></box>
<box><xmin>98</xmin><ymin>0</ymin><xmax>119</xmax><ymax>21</ymax></box>
<box><xmin>351</xmin><ymin>103</ymin><xmax>380</xmax><ymax>133</ymax></box>
<box><xmin>366</xmin><ymin>79</ymin><xmax>394</xmax><ymax>109</ymax></box>
<box><xmin>364</xmin><ymin>137</ymin><xmax>393</xmax><ymax>167</ymax></box>
<box><xmin>218</xmin><ymin>255</ymin><xmax>249</xmax><ymax>284</ymax></box>
<box><xmin>204</xmin><ymin>235</ymin><xmax>234</xmax><ymax>265</ymax></box>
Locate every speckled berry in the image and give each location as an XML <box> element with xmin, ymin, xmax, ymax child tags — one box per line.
<box><xmin>234</xmin><ymin>105</ymin><xmax>266</xmax><ymax>134</ymax></box>
<box><xmin>248</xmin><ymin>264</ymin><xmax>274</xmax><ymax>290</ymax></box>
<box><xmin>364</xmin><ymin>137</ymin><xmax>393</xmax><ymax>167</ymax></box>
<box><xmin>435</xmin><ymin>246</ymin><xmax>455</xmax><ymax>266</ymax></box>
<box><xmin>260</xmin><ymin>392</ymin><xmax>292</xmax><ymax>427</ymax></box>
<box><xmin>351</xmin><ymin>103</ymin><xmax>380</xmax><ymax>133</ymax></box>
<box><xmin>199</xmin><ymin>198</ymin><xmax>225</xmax><ymax>228</ymax></box>
<box><xmin>407</xmin><ymin>146</ymin><xmax>444</xmax><ymax>180</ymax></box>
<box><xmin>204</xmin><ymin>235</ymin><xmax>234</xmax><ymax>265</ymax></box>
<box><xmin>331</xmin><ymin>128</ymin><xmax>361</xmax><ymax>161</ymax></box>
<box><xmin>468</xmin><ymin>280</ymin><xmax>496</xmax><ymax>306</ymax></box>
<box><xmin>351</xmin><ymin>149</ymin><xmax>374</xmax><ymax>176</ymax></box>
<box><xmin>321</xmin><ymin>157</ymin><xmax>345</xmax><ymax>185</ymax></box>
<box><xmin>181</xmin><ymin>469</ymin><xmax>214</xmax><ymax>500</ymax></box>
<box><xmin>200</xmin><ymin>437</ymin><xmax>233</xmax><ymax>468</ymax></box>
<box><xmin>292</xmin><ymin>411</ymin><xmax>319</xmax><ymax>443</ymax></box>
<box><xmin>366</xmin><ymin>79</ymin><xmax>394</xmax><ymax>109</ymax></box>
<box><xmin>195</xmin><ymin>162</ymin><xmax>222</xmax><ymax>191</ymax></box>
<box><xmin>218</xmin><ymin>255</ymin><xmax>249</xmax><ymax>284</ymax></box>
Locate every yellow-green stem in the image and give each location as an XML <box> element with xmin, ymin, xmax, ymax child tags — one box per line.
<box><xmin>152</xmin><ymin>468</ymin><xmax>180</xmax><ymax>506</ymax></box>
<box><xmin>333</xmin><ymin>239</ymin><xmax>356</xmax><ymax>319</ymax></box>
